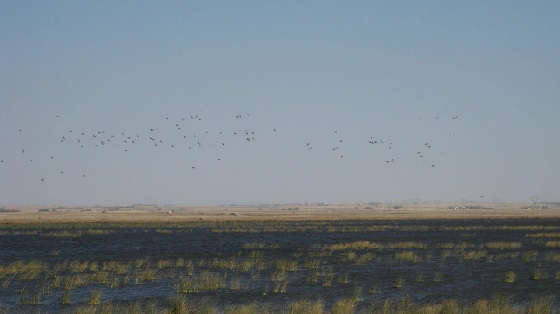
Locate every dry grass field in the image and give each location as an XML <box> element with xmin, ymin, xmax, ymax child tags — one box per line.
<box><xmin>1</xmin><ymin>202</ymin><xmax>559</xmax><ymax>224</ymax></box>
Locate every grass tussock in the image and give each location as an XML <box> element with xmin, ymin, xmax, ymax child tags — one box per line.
<box><xmin>436</xmin><ymin>242</ymin><xmax>475</xmax><ymax>249</ymax></box>
<box><xmin>225</xmin><ymin>303</ymin><xmax>268</xmax><ymax>314</ymax></box>
<box><xmin>484</xmin><ymin>242</ymin><xmax>522</xmax><ymax>250</ymax></box>
<box><xmin>19</xmin><ymin>290</ymin><xmax>42</xmax><ymax>305</ymax></box>
<box><xmin>88</xmin><ymin>291</ymin><xmax>101</xmax><ymax>305</ymax></box>
<box><xmin>530</xmin><ymin>268</ymin><xmax>548</xmax><ymax>281</ymax></box>
<box><xmin>461</xmin><ymin>250</ymin><xmax>488</xmax><ymax>261</ymax></box>
<box><xmin>432</xmin><ymin>272</ymin><xmax>444</xmax><ymax>283</ymax></box>
<box><xmin>393</xmin><ymin>277</ymin><xmax>405</xmax><ymax>289</ymax></box>
<box><xmin>0</xmin><ymin>260</ymin><xmax>47</xmax><ymax>279</ymax></box>
<box><xmin>545</xmin><ymin>241</ymin><xmax>560</xmax><ymax>248</ymax></box>
<box><xmin>387</xmin><ymin>242</ymin><xmax>428</xmax><ymax>249</ymax></box>
<box><xmin>285</xmin><ymin>300</ymin><xmax>324</xmax><ymax>314</ymax></box>
<box><xmin>527</xmin><ymin>296</ymin><xmax>555</xmax><ymax>314</ymax></box>
<box><xmin>243</xmin><ymin>242</ymin><xmax>280</xmax><ymax>249</ymax></box>
<box><xmin>275</xmin><ymin>260</ymin><xmax>298</xmax><ymax>272</ymax></box>
<box><xmin>177</xmin><ymin>272</ymin><xmax>226</xmax><ymax>294</ymax></box>
<box><xmin>331</xmin><ymin>297</ymin><xmax>357</xmax><ymax>314</ymax></box>
<box><xmin>63</xmin><ymin>295</ymin><xmax>559</xmax><ymax>314</ymax></box>
<box><xmin>342</xmin><ymin>251</ymin><xmax>375</xmax><ymax>264</ymax></box>
<box><xmin>394</xmin><ymin>251</ymin><xmax>422</xmax><ymax>263</ymax></box>
<box><xmin>504</xmin><ymin>271</ymin><xmax>516</xmax><ymax>284</ymax></box>
<box><xmin>367</xmin><ymin>295</ymin><xmax>536</xmax><ymax>314</ymax></box>
<box><xmin>522</xmin><ymin>251</ymin><xmax>539</xmax><ymax>263</ymax></box>
<box><xmin>526</xmin><ymin>232</ymin><xmax>560</xmax><ymax>238</ymax></box>
<box><xmin>328</xmin><ymin>241</ymin><xmax>383</xmax><ymax>250</ymax></box>
<box><xmin>61</xmin><ymin>291</ymin><xmax>71</xmax><ymax>305</ymax></box>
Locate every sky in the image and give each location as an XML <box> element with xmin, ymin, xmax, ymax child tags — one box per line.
<box><xmin>0</xmin><ymin>1</ymin><xmax>559</xmax><ymax>205</ymax></box>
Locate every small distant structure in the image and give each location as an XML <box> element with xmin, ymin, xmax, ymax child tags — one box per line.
<box><xmin>132</xmin><ymin>203</ymin><xmax>159</xmax><ymax>211</ymax></box>
<box><xmin>167</xmin><ymin>210</ymin><xmax>174</xmax><ymax>215</ymax></box>
<box><xmin>0</xmin><ymin>208</ymin><xmax>19</xmax><ymax>213</ymax></box>
<box><xmin>449</xmin><ymin>206</ymin><xmax>467</xmax><ymax>211</ymax></box>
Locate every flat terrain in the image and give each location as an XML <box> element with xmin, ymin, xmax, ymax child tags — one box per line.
<box><xmin>1</xmin><ymin>205</ymin><xmax>560</xmax><ymax>313</ymax></box>
<box><xmin>1</xmin><ymin>203</ymin><xmax>560</xmax><ymax>223</ymax></box>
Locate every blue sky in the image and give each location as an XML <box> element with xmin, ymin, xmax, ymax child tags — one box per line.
<box><xmin>0</xmin><ymin>1</ymin><xmax>559</xmax><ymax>205</ymax></box>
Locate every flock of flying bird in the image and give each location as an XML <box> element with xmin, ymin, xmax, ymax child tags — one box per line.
<box><xmin>0</xmin><ymin>113</ymin><xmax>460</xmax><ymax>183</ymax></box>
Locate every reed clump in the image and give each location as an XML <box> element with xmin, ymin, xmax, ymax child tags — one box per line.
<box><xmin>504</xmin><ymin>271</ymin><xmax>516</xmax><ymax>284</ymax></box>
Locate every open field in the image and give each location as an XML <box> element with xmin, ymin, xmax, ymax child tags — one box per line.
<box><xmin>1</xmin><ymin>203</ymin><xmax>560</xmax><ymax>223</ymax></box>
<box><xmin>1</xmin><ymin>205</ymin><xmax>560</xmax><ymax>313</ymax></box>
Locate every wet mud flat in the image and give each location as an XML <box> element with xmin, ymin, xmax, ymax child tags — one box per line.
<box><xmin>1</xmin><ymin>218</ymin><xmax>560</xmax><ymax>313</ymax></box>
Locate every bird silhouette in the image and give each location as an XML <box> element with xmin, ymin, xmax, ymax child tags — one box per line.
<box><xmin>0</xmin><ymin>110</ymin><xmax>464</xmax><ymax>185</ymax></box>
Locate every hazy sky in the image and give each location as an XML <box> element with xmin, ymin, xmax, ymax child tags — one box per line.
<box><xmin>1</xmin><ymin>1</ymin><xmax>559</xmax><ymax>205</ymax></box>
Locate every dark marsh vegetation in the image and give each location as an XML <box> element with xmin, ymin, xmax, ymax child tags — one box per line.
<box><xmin>1</xmin><ymin>218</ymin><xmax>560</xmax><ymax>313</ymax></box>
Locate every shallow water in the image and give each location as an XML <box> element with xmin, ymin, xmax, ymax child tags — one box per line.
<box><xmin>0</xmin><ymin>218</ymin><xmax>559</xmax><ymax>312</ymax></box>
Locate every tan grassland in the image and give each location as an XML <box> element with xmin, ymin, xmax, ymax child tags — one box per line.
<box><xmin>0</xmin><ymin>202</ymin><xmax>559</xmax><ymax>223</ymax></box>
